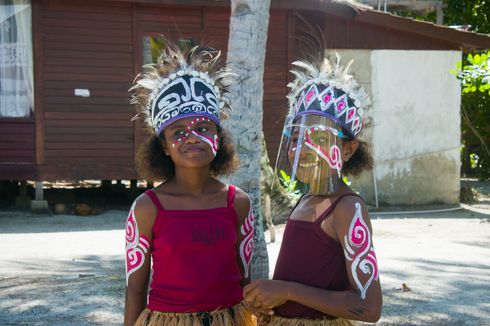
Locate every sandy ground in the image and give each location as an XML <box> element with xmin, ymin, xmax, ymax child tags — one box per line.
<box><xmin>0</xmin><ymin>200</ymin><xmax>489</xmax><ymax>326</ymax></box>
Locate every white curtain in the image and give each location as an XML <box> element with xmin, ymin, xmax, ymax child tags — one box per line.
<box><xmin>0</xmin><ymin>0</ymin><xmax>33</xmax><ymax>118</ymax></box>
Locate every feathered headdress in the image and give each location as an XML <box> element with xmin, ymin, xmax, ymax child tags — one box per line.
<box><xmin>286</xmin><ymin>54</ymin><xmax>371</xmax><ymax>138</ymax></box>
<box><xmin>130</xmin><ymin>43</ymin><xmax>236</xmax><ymax>135</ymax></box>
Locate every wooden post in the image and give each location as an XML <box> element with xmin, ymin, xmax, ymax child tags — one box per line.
<box><xmin>130</xmin><ymin>179</ymin><xmax>138</xmax><ymax>190</ymax></box>
<box><xmin>31</xmin><ymin>181</ymin><xmax>50</xmax><ymax>214</ymax></box>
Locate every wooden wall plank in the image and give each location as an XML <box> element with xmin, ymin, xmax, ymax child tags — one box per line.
<box><xmin>45</xmin><ymin>142</ymin><xmax>133</xmax><ymax>150</ymax></box>
<box><xmin>45</xmin><ymin>126</ymin><xmax>132</xmax><ymax>135</ymax></box>
<box><xmin>0</xmin><ymin>120</ymin><xmax>36</xmax><ymax>164</ymax></box>
<box><xmin>42</xmin><ymin>104</ymin><xmax>133</xmax><ymax>113</ymax></box>
<box><xmin>44</xmin><ymin>96</ymin><xmax>130</xmax><ymax>106</ymax></box>
<box><xmin>44</xmin><ymin>120</ymin><xmax>131</xmax><ymax>127</ymax></box>
<box><xmin>44</xmin><ymin>112</ymin><xmax>132</xmax><ymax>120</ymax></box>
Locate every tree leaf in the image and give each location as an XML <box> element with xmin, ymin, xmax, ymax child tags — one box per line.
<box><xmin>474</xmin><ymin>54</ymin><xmax>481</xmax><ymax>65</ymax></box>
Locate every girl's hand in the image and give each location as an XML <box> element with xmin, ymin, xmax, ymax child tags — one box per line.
<box><xmin>243</xmin><ymin>279</ymin><xmax>290</xmax><ymax>309</ymax></box>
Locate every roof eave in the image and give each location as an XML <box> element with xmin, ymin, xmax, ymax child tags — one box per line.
<box><xmin>354</xmin><ymin>9</ymin><xmax>490</xmax><ymax>51</ymax></box>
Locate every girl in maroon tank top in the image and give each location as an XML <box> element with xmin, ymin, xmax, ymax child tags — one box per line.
<box><xmin>244</xmin><ymin>55</ymin><xmax>382</xmax><ymax>325</ymax></box>
<box><xmin>124</xmin><ymin>43</ymin><xmax>256</xmax><ymax>326</ymax></box>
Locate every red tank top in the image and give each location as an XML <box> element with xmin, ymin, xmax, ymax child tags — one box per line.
<box><xmin>145</xmin><ymin>186</ymin><xmax>243</xmax><ymax>312</ymax></box>
<box><xmin>273</xmin><ymin>194</ymin><xmax>362</xmax><ymax>319</ymax></box>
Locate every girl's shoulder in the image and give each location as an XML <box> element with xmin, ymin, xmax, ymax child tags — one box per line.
<box><xmin>231</xmin><ymin>185</ymin><xmax>250</xmax><ymax>200</ymax></box>
<box><xmin>229</xmin><ymin>185</ymin><xmax>252</xmax><ymax>219</ymax></box>
<box><xmin>230</xmin><ymin>185</ymin><xmax>251</xmax><ymax>204</ymax></box>
<box><xmin>331</xmin><ymin>192</ymin><xmax>370</xmax><ymax>228</ymax></box>
<box><xmin>130</xmin><ymin>191</ymin><xmax>159</xmax><ymax>224</ymax></box>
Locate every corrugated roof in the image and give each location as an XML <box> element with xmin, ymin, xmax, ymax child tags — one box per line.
<box><xmin>352</xmin><ymin>6</ymin><xmax>490</xmax><ymax>50</ymax></box>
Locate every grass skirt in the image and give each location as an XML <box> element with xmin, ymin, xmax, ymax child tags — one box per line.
<box><xmin>260</xmin><ymin>315</ymin><xmax>355</xmax><ymax>326</ymax></box>
<box><xmin>134</xmin><ymin>302</ymin><xmax>256</xmax><ymax>326</ymax></box>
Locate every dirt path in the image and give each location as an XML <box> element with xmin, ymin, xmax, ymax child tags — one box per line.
<box><xmin>0</xmin><ymin>202</ymin><xmax>489</xmax><ymax>325</ymax></box>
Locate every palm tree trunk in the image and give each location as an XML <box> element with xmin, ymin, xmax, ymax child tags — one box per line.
<box><xmin>224</xmin><ymin>0</ymin><xmax>271</xmax><ymax>279</ymax></box>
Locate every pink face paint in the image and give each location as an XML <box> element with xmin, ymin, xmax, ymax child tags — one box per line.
<box><xmin>172</xmin><ymin>136</ymin><xmax>186</xmax><ymax>148</ymax></box>
<box><xmin>343</xmin><ymin>202</ymin><xmax>379</xmax><ymax>300</ymax></box>
<box><xmin>239</xmin><ymin>202</ymin><xmax>254</xmax><ymax>278</ymax></box>
<box><xmin>303</xmin><ymin>127</ymin><xmax>342</xmax><ymax>177</ymax></box>
<box><xmin>125</xmin><ymin>206</ymin><xmax>151</xmax><ymax>286</ymax></box>
<box><xmin>191</xmin><ymin>131</ymin><xmax>219</xmax><ymax>156</ymax></box>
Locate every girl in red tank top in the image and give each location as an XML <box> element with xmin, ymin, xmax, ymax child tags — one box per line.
<box><xmin>244</xmin><ymin>55</ymin><xmax>382</xmax><ymax>325</ymax></box>
<box><xmin>124</xmin><ymin>43</ymin><xmax>256</xmax><ymax>326</ymax></box>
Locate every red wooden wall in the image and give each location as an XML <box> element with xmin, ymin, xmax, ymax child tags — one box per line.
<box><xmin>37</xmin><ymin>1</ymin><xmax>134</xmax><ymax>180</ymax></box>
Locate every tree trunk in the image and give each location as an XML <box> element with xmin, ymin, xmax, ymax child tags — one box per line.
<box><xmin>224</xmin><ymin>0</ymin><xmax>271</xmax><ymax>280</ymax></box>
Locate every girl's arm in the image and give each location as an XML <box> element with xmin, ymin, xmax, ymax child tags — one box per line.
<box><xmin>233</xmin><ymin>188</ymin><xmax>254</xmax><ymax>287</ymax></box>
<box><xmin>124</xmin><ymin>196</ymin><xmax>156</xmax><ymax>326</ymax></box>
<box><xmin>244</xmin><ymin>197</ymin><xmax>382</xmax><ymax>322</ymax></box>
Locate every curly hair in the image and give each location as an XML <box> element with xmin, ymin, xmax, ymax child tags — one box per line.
<box><xmin>135</xmin><ymin>126</ymin><xmax>239</xmax><ymax>182</ymax></box>
<box><xmin>342</xmin><ymin>140</ymin><xmax>373</xmax><ymax>177</ymax></box>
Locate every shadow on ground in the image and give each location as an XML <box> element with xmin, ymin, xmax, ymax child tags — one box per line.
<box><xmin>0</xmin><ymin>256</ymin><xmax>125</xmax><ymax>326</ymax></box>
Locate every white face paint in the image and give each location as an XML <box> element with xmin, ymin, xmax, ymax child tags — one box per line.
<box><xmin>125</xmin><ymin>204</ymin><xmax>151</xmax><ymax>286</ymax></box>
<box><xmin>239</xmin><ymin>197</ymin><xmax>254</xmax><ymax>278</ymax></box>
<box><xmin>343</xmin><ymin>202</ymin><xmax>379</xmax><ymax>300</ymax></box>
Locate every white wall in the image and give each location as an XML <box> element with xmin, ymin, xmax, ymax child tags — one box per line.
<box><xmin>371</xmin><ymin>50</ymin><xmax>461</xmax><ymax>205</ymax></box>
<box><xmin>327</xmin><ymin>50</ymin><xmax>462</xmax><ymax>205</ymax></box>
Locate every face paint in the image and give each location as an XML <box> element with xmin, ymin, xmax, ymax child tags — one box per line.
<box><xmin>239</xmin><ymin>202</ymin><xmax>254</xmax><ymax>278</ymax></box>
<box><xmin>191</xmin><ymin>131</ymin><xmax>219</xmax><ymax>156</ymax></box>
<box><xmin>275</xmin><ymin>116</ymin><xmax>344</xmax><ymax>195</ymax></box>
<box><xmin>303</xmin><ymin>127</ymin><xmax>343</xmax><ymax>177</ymax></box>
<box><xmin>170</xmin><ymin>117</ymin><xmax>219</xmax><ymax>156</ymax></box>
<box><xmin>343</xmin><ymin>202</ymin><xmax>379</xmax><ymax>300</ymax></box>
<box><xmin>125</xmin><ymin>205</ymin><xmax>151</xmax><ymax>286</ymax></box>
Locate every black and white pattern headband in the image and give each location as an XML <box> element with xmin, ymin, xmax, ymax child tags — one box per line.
<box><xmin>150</xmin><ymin>71</ymin><xmax>222</xmax><ymax>135</ymax></box>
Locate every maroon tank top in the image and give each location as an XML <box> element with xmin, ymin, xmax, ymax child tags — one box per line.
<box><xmin>145</xmin><ymin>186</ymin><xmax>243</xmax><ymax>313</ymax></box>
<box><xmin>273</xmin><ymin>193</ymin><xmax>362</xmax><ymax>319</ymax></box>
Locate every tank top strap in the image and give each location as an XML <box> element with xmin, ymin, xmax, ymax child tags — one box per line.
<box><xmin>315</xmin><ymin>193</ymin><xmax>363</xmax><ymax>225</ymax></box>
<box><xmin>226</xmin><ymin>185</ymin><xmax>236</xmax><ymax>208</ymax></box>
<box><xmin>291</xmin><ymin>194</ymin><xmax>305</xmax><ymax>213</ymax></box>
<box><xmin>145</xmin><ymin>189</ymin><xmax>165</xmax><ymax>212</ymax></box>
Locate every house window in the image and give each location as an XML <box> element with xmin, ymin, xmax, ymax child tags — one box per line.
<box><xmin>0</xmin><ymin>0</ymin><xmax>33</xmax><ymax>118</ymax></box>
<box><xmin>142</xmin><ymin>35</ymin><xmax>198</xmax><ymax>65</ymax></box>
